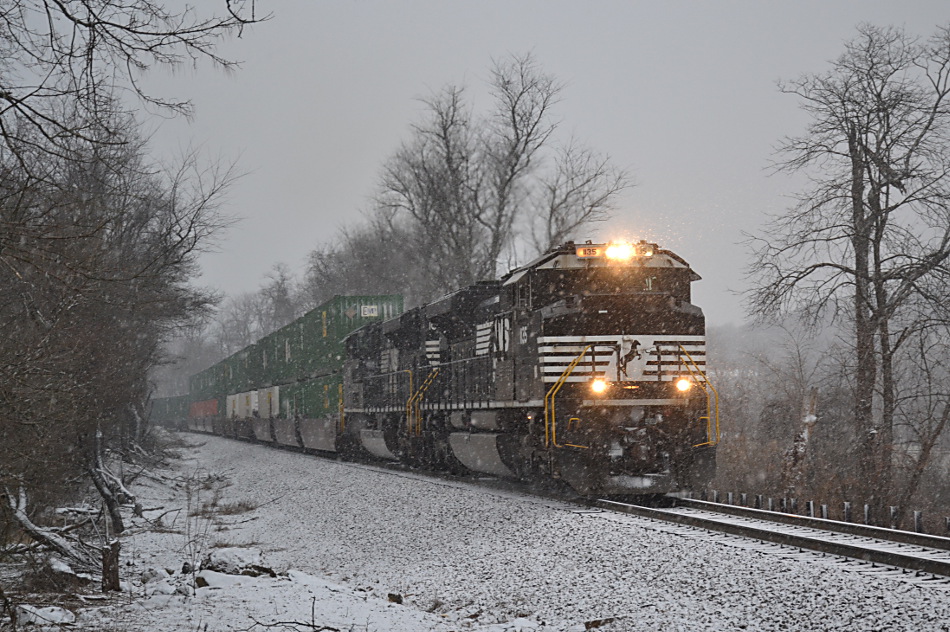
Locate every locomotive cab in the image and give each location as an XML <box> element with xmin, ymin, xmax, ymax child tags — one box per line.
<box><xmin>495</xmin><ymin>241</ymin><xmax>718</xmax><ymax>494</ymax></box>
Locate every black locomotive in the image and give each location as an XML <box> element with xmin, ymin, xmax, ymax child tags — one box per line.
<box><xmin>341</xmin><ymin>240</ymin><xmax>718</xmax><ymax>495</ymax></box>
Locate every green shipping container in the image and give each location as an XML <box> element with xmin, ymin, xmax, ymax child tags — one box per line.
<box><xmin>254</xmin><ymin>295</ymin><xmax>403</xmax><ymax>388</ymax></box>
<box><xmin>186</xmin><ymin>294</ymin><xmax>403</xmax><ymax>419</ymax></box>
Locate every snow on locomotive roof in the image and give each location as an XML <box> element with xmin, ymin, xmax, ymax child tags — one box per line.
<box><xmin>502</xmin><ymin>240</ymin><xmax>701</xmax><ymax>285</ymax></box>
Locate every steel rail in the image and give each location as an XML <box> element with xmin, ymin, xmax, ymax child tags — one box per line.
<box><xmin>595</xmin><ymin>498</ymin><xmax>950</xmax><ymax>578</ymax></box>
<box><xmin>672</xmin><ymin>497</ymin><xmax>950</xmax><ymax>551</ymax></box>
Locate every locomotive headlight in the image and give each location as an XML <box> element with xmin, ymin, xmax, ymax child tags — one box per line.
<box><xmin>605</xmin><ymin>242</ymin><xmax>635</xmax><ymax>260</ymax></box>
<box><xmin>676</xmin><ymin>378</ymin><xmax>693</xmax><ymax>392</ymax></box>
<box><xmin>590</xmin><ymin>378</ymin><xmax>609</xmax><ymax>394</ymax></box>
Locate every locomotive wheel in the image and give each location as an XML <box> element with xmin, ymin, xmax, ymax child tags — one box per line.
<box><xmin>335</xmin><ymin>430</ymin><xmax>364</xmax><ymax>460</ymax></box>
<box><xmin>431</xmin><ymin>432</ymin><xmax>468</xmax><ymax>475</ymax></box>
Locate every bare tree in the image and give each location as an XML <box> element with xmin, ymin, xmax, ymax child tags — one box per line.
<box><xmin>0</xmin><ymin>1</ymin><xmax>263</xmax><ymax>589</ymax></box>
<box><xmin>304</xmin><ymin>217</ymin><xmax>421</xmax><ymax>305</ymax></box>
<box><xmin>259</xmin><ymin>262</ymin><xmax>304</xmax><ymax>329</ymax></box>
<box><xmin>375</xmin><ymin>53</ymin><xmax>629</xmax><ymax>301</ymax></box>
<box><xmin>747</xmin><ymin>24</ymin><xmax>950</xmax><ymax>513</ymax></box>
<box><xmin>707</xmin><ymin>320</ymin><xmax>833</xmax><ymax>496</ymax></box>
<box><xmin>887</xmin><ymin>320</ymin><xmax>950</xmax><ymax>525</ymax></box>
<box><xmin>531</xmin><ymin>140</ymin><xmax>630</xmax><ymax>253</ymax></box>
<box><xmin>482</xmin><ymin>53</ymin><xmax>561</xmax><ymax>268</ymax></box>
<box><xmin>377</xmin><ymin>83</ymin><xmax>491</xmax><ymax>294</ymax></box>
<box><xmin>150</xmin><ymin>309</ymin><xmax>222</xmax><ymax>398</ymax></box>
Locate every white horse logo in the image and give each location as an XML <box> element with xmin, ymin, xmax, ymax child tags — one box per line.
<box><xmin>606</xmin><ymin>336</ymin><xmax>654</xmax><ymax>381</ymax></box>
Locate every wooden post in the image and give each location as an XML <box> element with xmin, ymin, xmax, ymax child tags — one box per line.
<box><xmin>820</xmin><ymin>504</ymin><xmax>828</xmax><ymax>520</ymax></box>
<box><xmin>913</xmin><ymin>511</ymin><xmax>923</xmax><ymax>534</ymax></box>
<box><xmin>864</xmin><ymin>504</ymin><xmax>871</xmax><ymax>525</ymax></box>
<box><xmin>890</xmin><ymin>506</ymin><xmax>899</xmax><ymax>530</ymax></box>
<box><xmin>843</xmin><ymin>502</ymin><xmax>852</xmax><ymax>523</ymax></box>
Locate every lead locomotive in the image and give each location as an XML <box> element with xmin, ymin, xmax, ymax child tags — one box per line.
<box><xmin>342</xmin><ymin>240</ymin><xmax>718</xmax><ymax>495</ymax></box>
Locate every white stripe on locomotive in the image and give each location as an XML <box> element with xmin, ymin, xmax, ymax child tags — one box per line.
<box><xmin>537</xmin><ymin>335</ymin><xmax>705</xmax><ymax>383</ymax></box>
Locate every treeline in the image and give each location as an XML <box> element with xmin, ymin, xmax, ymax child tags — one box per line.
<box><xmin>0</xmin><ymin>0</ymin><xmax>262</xmax><ymax>580</ymax></box>
<box><xmin>710</xmin><ymin>319</ymin><xmax>950</xmax><ymax>531</ymax></box>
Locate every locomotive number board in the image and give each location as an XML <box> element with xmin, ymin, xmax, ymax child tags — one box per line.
<box><xmin>575</xmin><ymin>246</ymin><xmax>604</xmax><ymax>258</ymax></box>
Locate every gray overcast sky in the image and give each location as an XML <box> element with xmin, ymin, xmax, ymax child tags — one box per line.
<box><xmin>146</xmin><ymin>1</ymin><xmax>948</xmax><ymax>326</ymax></box>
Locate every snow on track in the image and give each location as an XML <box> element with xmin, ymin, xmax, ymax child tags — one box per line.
<box><xmin>92</xmin><ymin>435</ymin><xmax>950</xmax><ymax>631</ymax></box>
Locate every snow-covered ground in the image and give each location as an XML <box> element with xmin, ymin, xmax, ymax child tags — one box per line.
<box><xmin>68</xmin><ymin>434</ymin><xmax>950</xmax><ymax>631</ymax></box>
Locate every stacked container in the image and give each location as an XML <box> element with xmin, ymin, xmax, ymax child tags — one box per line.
<box><xmin>160</xmin><ymin>295</ymin><xmax>403</xmax><ymax>449</ymax></box>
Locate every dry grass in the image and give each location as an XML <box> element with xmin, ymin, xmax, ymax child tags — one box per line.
<box><xmin>215</xmin><ymin>500</ymin><xmax>259</xmax><ymax>515</ymax></box>
<box><xmin>189</xmin><ymin>498</ymin><xmax>257</xmax><ymax>519</ymax></box>
<box><xmin>15</xmin><ymin>558</ymin><xmax>93</xmax><ymax>594</ymax></box>
<box><xmin>209</xmin><ymin>538</ymin><xmax>263</xmax><ymax>549</ymax></box>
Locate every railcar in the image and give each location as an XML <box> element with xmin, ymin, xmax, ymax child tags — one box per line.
<box><xmin>181</xmin><ymin>295</ymin><xmax>403</xmax><ymax>449</ymax></box>
<box><xmin>157</xmin><ymin>240</ymin><xmax>718</xmax><ymax>496</ymax></box>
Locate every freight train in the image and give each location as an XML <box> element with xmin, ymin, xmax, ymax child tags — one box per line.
<box><xmin>153</xmin><ymin>240</ymin><xmax>719</xmax><ymax>495</ymax></box>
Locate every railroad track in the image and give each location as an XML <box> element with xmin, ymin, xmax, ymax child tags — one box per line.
<box><xmin>596</xmin><ymin>496</ymin><xmax>950</xmax><ymax>579</ymax></box>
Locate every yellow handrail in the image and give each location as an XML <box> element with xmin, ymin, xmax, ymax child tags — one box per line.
<box><xmin>678</xmin><ymin>345</ymin><xmax>720</xmax><ymax>447</ymax></box>
<box><xmin>544</xmin><ymin>345</ymin><xmax>593</xmax><ymax>448</ymax></box>
<box><xmin>408</xmin><ymin>368</ymin><xmax>440</xmax><ymax>435</ymax></box>
<box><xmin>338</xmin><ymin>383</ymin><xmax>345</xmax><ymax>432</ymax></box>
<box><xmin>402</xmin><ymin>369</ymin><xmax>414</xmax><ymax>433</ymax></box>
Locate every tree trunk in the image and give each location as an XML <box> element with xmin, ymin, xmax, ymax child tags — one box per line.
<box><xmin>101</xmin><ymin>539</ymin><xmax>122</xmax><ymax>592</ymax></box>
<box><xmin>88</xmin><ymin>423</ymin><xmax>131</xmax><ymax>534</ymax></box>
<box><xmin>876</xmin><ymin>316</ymin><xmax>895</xmax><ymax>505</ymax></box>
<box><xmin>88</xmin><ymin>464</ymin><xmax>125</xmax><ymax>535</ymax></box>
<box><xmin>868</xmin><ymin>184</ymin><xmax>896</xmax><ymax>515</ymax></box>
<box><xmin>848</xmin><ymin>127</ymin><xmax>878</xmax><ymax>507</ymax></box>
